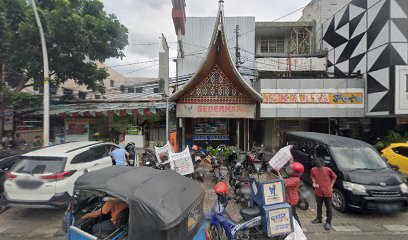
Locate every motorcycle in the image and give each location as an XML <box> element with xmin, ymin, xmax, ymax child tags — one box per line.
<box><xmin>297</xmin><ymin>181</ymin><xmax>311</xmax><ymax>210</ymax></box>
<box><xmin>211</xmin><ymin>157</ymin><xmax>223</xmax><ymax>183</ymax></box>
<box><xmin>141</xmin><ymin>148</ymin><xmax>164</xmax><ymax>170</ymax></box>
<box><xmin>207</xmin><ymin>186</ymin><xmax>265</xmax><ymax>240</ymax></box>
<box><xmin>124</xmin><ymin>142</ymin><xmax>136</xmax><ymax>166</ymax></box>
<box><xmin>191</xmin><ymin>152</ymin><xmax>205</xmax><ymax>182</ymax></box>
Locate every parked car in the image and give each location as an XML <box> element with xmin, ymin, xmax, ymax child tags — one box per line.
<box><xmin>382</xmin><ymin>143</ymin><xmax>408</xmax><ymax>176</ymax></box>
<box><xmin>3</xmin><ymin>141</ymin><xmax>116</xmax><ymax>208</ymax></box>
<box><xmin>0</xmin><ymin>150</ymin><xmax>31</xmax><ymax>212</ymax></box>
<box><xmin>284</xmin><ymin>131</ymin><xmax>408</xmax><ymax>212</ymax></box>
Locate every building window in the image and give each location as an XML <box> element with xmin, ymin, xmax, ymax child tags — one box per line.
<box><xmin>136</xmin><ymin>87</ymin><xmax>143</xmax><ymax>93</ymax></box>
<box><xmin>128</xmin><ymin>87</ymin><xmax>134</xmax><ymax>93</ymax></box>
<box><xmin>95</xmin><ymin>94</ymin><xmax>101</xmax><ymax>99</ymax></box>
<box><xmin>153</xmin><ymin>88</ymin><xmax>159</xmax><ymax>93</ymax></box>
<box><xmin>260</xmin><ymin>36</ymin><xmax>285</xmax><ymax>53</ymax></box>
<box><xmin>110</xmin><ymin>80</ymin><xmax>115</xmax><ymax>87</ymax></box>
<box><xmin>78</xmin><ymin>91</ymin><xmax>87</xmax><ymax>100</ymax></box>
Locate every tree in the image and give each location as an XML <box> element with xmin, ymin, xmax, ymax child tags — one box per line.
<box><xmin>0</xmin><ymin>0</ymin><xmax>129</xmax><ymax>94</ymax></box>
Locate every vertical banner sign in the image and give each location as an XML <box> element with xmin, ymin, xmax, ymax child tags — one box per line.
<box><xmin>154</xmin><ymin>141</ymin><xmax>175</xmax><ymax>163</ymax></box>
<box><xmin>3</xmin><ymin>109</ymin><xmax>13</xmax><ymax>131</ymax></box>
<box><xmin>169</xmin><ymin>147</ymin><xmax>194</xmax><ymax>176</ymax></box>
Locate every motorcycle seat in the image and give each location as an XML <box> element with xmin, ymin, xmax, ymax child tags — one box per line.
<box><xmin>240</xmin><ymin>207</ymin><xmax>261</xmax><ymax>221</ymax></box>
<box><xmin>237</xmin><ymin>176</ymin><xmax>249</xmax><ymax>182</ymax></box>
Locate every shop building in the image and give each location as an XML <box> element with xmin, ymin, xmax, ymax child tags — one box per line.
<box><xmin>170</xmin><ymin>1</ymin><xmax>262</xmax><ymax>150</ymax></box>
<box><xmin>254</xmin><ymin>20</ymin><xmax>367</xmax><ymax>151</ymax></box>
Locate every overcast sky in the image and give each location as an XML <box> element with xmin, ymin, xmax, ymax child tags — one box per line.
<box><xmin>101</xmin><ymin>0</ymin><xmax>311</xmax><ymax>78</ymax></box>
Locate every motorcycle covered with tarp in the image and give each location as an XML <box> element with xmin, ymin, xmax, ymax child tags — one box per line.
<box><xmin>65</xmin><ymin>166</ymin><xmax>206</xmax><ymax>240</ymax></box>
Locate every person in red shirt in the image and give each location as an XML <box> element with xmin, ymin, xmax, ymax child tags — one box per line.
<box><xmin>275</xmin><ymin>162</ymin><xmax>304</xmax><ymax>227</ymax></box>
<box><xmin>311</xmin><ymin>158</ymin><xmax>337</xmax><ymax>231</ymax></box>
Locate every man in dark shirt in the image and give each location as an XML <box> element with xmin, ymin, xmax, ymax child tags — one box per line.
<box><xmin>311</xmin><ymin>158</ymin><xmax>337</xmax><ymax>231</ymax></box>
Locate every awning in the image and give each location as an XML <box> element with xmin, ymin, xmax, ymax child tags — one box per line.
<box><xmin>27</xmin><ymin>102</ymin><xmax>172</xmax><ymax>117</ymax></box>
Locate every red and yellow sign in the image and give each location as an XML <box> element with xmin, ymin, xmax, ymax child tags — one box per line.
<box><xmin>261</xmin><ymin>89</ymin><xmax>364</xmax><ymax>105</ymax></box>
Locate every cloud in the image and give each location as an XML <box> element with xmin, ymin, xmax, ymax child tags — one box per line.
<box><xmin>101</xmin><ymin>0</ymin><xmax>311</xmax><ymax>77</ymax></box>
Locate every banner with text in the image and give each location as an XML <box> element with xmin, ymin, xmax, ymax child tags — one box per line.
<box><xmin>261</xmin><ymin>88</ymin><xmax>364</xmax><ymax>108</ymax></box>
<box><xmin>169</xmin><ymin>147</ymin><xmax>194</xmax><ymax>176</ymax></box>
<box><xmin>154</xmin><ymin>141</ymin><xmax>175</xmax><ymax>163</ymax></box>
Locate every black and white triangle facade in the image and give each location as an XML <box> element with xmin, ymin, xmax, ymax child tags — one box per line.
<box><xmin>322</xmin><ymin>0</ymin><xmax>408</xmax><ymax>115</ymax></box>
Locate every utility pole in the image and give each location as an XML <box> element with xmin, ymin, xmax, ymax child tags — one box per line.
<box><xmin>31</xmin><ymin>0</ymin><xmax>50</xmax><ymax>147</ymax></box>
<box><xmin>159</xmin><ymin>34</ymin><xmax>169</xmax><ymax>142</ymax></box>
<box><xmin>234</xmin><ymin>25</ymin><xmax>244</xmax><ymax>68</ymax></box>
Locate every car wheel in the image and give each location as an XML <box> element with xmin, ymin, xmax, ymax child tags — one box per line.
<box><xmin>332</xmin><ymin>189</ymin><xmax>346</xmax><ymax>212</ymax></box>
<box><xmin>0</xmin><ymin>194</ymin><xmax>8</xmax><ymax>214</ymax></box>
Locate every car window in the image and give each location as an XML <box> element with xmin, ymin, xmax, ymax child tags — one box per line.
<box><xmin>12</xmin><ymin>156</ymin><xmax>66</xmax><ymax>174</ymax></box>
<box><xmin>316</xmin><ymin>146</ymin><xmax>331</xmax><ymax>160</ymax></box>
<box><xmin>89</xmin><ymin>145</ymin><xmax>110</xmax><ymax>161</ymax></box>
<box><xmin>297</xmin><ymin>139</ymin><xmax>313</xmax><ymax>155</ymax></box>
<box><xmin>331</xmin><ymin>147</ymin><xmax>388</xmax><ymax>170</ymax></box>
<box><xmin>393</xmin><ymin>147</ymin><xmax>408</xmax><ymax>158</ymax></box>
<box><xmin>71</xmin><ymin>151</ymin><xmax>90</xmax><ymax>164</ymax></box>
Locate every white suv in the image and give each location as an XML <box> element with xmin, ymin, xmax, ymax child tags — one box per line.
<box><xmin>4</xmin><ymin>141</ymin><xmax>116</xmax><ymax>208</ymax></box>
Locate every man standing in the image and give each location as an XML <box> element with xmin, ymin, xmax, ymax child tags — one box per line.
<box><xmin>110</xmin><ymin>146</ymin><xmax>130</xmax><ymax>166</ymax></box>
<box><xmin>311</xmin><ymin>158</ymin><xmax>337</xmax><ymax>230</ymax></box>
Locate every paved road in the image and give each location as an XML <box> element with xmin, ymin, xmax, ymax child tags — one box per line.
<box><xmin>0</xmin><ymin>170</ymin><xmax>408</xmax><ymax>239</ymax></box>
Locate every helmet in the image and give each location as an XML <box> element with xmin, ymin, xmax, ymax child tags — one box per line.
<box><xmin>289</xmin><ymin>162</ymin><xmax>304</xmax><ymax>176</ymax></box>
<box><xmin>214</xmin><ymin>181</ymin><xmax>228</xmax><ymax>196</ymax></box>
<box><xmin>192</xmin><ymin>145</ymin><xmax>199</xmax><ymax>151</ymax></box>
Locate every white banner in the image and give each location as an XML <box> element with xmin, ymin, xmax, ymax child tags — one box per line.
<box><xmin>269</xmin><ymin>145</ymin><xmax>293</xmax><ymax>170</ymax></box>
<box><xmin>154</xmin><ymin>141</ymin><xmax>174</xmax><ymax>163</ymax></box>
<box><xmin>169</xmin><ymin>147</ymin><xmax>194</xmax><ymax>176</ymax></box>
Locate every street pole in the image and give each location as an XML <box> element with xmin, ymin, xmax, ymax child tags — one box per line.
<box><xmin>159</xmin><ymin>34</ymin><xmax>169</xmax><ymax>142</ymax></box>
<box><xmin>31</xmin><ymin>0</ymin><xmax>50</xmax><ymax>147</ymax></box>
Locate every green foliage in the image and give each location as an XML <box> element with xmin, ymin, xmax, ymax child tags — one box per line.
<box><xmin>374</xmin><ymin>131</ymin><xmax>408</xmax><ymax>150</ymax></box>
<box><xmin>0</xmin><ymin>0</ymin><xmax>128</xmax><ymax>93</ymax></box>
<box><xmin>0</xmin><ymin>85</ymin><xmax>40</xmax><ymax>110</ymax></box>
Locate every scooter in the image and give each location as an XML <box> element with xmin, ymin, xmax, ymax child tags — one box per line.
<box><xmin>297</xmin><ymin>182</ymin><xmax>311</xmax><ymax>210</ymax></box>
<box><xmin>192</xmin><ymin>156</ymin><xmax>205</xmax><ymax>182</ymax></box>
<box><xmin>211</xmin><ymin>157</ymin><xmax>222</xmax><ymax>183</ymax></box>
<box><xmin>207</xmin><ymin>186</ymin><xmax>265</xmax><ymax>240</ymax></box>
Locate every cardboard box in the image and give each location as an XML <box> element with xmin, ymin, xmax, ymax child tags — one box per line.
<box><xmin>261</xmin><ymin>203</ymin><xmax>293</xmax><ymax>237</ymax></box>
<box><xmin>250</xmin><ymin>178</ymin><xmax>285</xmax><ymax>206</ymax></box>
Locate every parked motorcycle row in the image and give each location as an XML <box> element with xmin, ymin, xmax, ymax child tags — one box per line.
<box><xmin>140</xmin><ymin>143</ymin><xmax>311</xmax><ymax>212</ymax></box>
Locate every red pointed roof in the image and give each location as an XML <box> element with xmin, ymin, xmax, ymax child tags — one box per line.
<box><xmin>169</xmin><ymin>2</ymin><xmax>263</xmax><ymax>103</ymax></box>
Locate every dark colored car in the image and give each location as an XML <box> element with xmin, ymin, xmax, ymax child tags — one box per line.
<box><xmin>283</xmin><ymin>131</ymin><xmax>408</xmax><ymax>212</ymax></box>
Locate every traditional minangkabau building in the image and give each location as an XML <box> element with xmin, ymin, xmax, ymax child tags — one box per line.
<box><xmin>170</xmin><ymin>1</ymin><xmax>262</xmax><ymax>150</ymax></box>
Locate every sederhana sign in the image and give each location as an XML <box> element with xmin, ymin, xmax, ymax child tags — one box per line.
<box><xmin>176</xmin><ymin>104</ymin><xmax>256</xmax><ymax>118</ymax></box>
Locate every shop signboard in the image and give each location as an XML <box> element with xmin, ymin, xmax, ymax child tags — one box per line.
<box><xmin>154</xmin><ymin>141</ymin><xmax>174</xmax><ymax>163</ymax></box>
<box><xmin>261</xmin><ymin>88</ymin><xmax>364</xmax><ymax>108</ymax></box>
<box><xmin>176</xmin><ymin>104</ymin><xmax>256</xmax><ymax>118</ymax></box>
<box><xmin>395</xmin><ymin>66</ymin><xmax>408</xmax><ymax>115</ymax></box>
<box><xmin>65</xmin><ymin>118</ymin><xmax>95</xmax><ymax>142</ymax></box>
<box><xmin>169</xmin><ymin>147</ymin><xmax>194</xmax><ymax>176</ymax></box>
